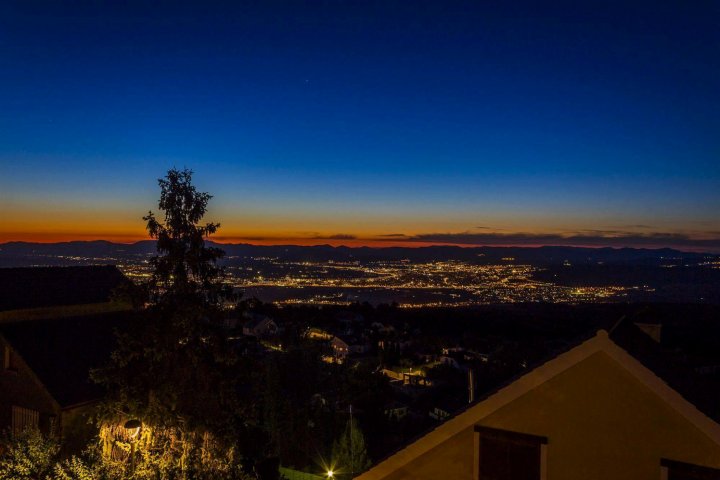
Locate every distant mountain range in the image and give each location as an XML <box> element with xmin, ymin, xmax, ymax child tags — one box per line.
<box><xmin>0</xmin><ymin>240</ymin><xmax>716</xmax><ymax>267</ymax></box>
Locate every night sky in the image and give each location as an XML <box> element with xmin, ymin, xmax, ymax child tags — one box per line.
<box><xmin>1</xmin><ymin>1</ymin><xmax>718</xmax><ymax>250</ymax></box>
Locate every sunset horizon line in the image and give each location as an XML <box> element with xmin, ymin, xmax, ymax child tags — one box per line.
<box><xmin>2</xmin><ymin>233</ymin><xmax>719</xmax><ymax>254</ymax></box>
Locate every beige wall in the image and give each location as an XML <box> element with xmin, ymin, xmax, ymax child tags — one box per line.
<box><xmin>369</xmin><ymin>351</ymin><xmax>720</xmax><ymax>480</ymax></box>
<box><xmin>60</xmin><ymin>403</ymin><xmax>98</xmax><ymax>454</ymax></box>
<box><xmin>381</xmin><ymin>428</ymin><xmax>474</xmax><ymax>480</ymax></box>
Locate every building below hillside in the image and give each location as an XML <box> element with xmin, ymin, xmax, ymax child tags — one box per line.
<box><xmin>0</xmin><ymin>266</ymin><xmax>132</xmax><ymax>450</ymax></box>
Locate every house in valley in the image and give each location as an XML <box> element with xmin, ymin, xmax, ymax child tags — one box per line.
<box><xmin>242</xmin><ymin>314</ymin><xmax>278</xmax><ymax>337</ymax></box>
<box><xmin>331</xmin><ymin>335</ymin><xmax>370</xmax><ymax>361</ymax></box>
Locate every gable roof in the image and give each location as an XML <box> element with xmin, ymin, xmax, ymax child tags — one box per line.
<box><xmin>0</xmin><ymin>265</ymin><xmax>130</xmax><ymax>312</ymax></box>
<box><xmin>609</xmin><ymin>316</ymin><xmax>720</xmax><ymax>422</ymax></box>
<box><xmin>0</xmin><ymin>311</ymin><xmax>131</xmax><ymax>408</ymax></box>
<box><xmin>356</xmin><ymin>326</ymin><xmax>720</xmax><ymax>480</ymax></box>
<box><xmin>244</xmin><ymin>314</ymin><xmax>274</xmax><ymax>329</ymax></box>
<box><xmin>334</xmin><ymin>334</ymin><xmax>365</xmax><ymax>345</ymax></box>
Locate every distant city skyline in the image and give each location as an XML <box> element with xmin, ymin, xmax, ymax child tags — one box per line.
<box><xmin>1</xmin><ymin>1</ymin><xmax>718</xmax><ymax>251</ymax></box>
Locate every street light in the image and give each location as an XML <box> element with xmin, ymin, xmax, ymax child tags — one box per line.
<box><xmin>326</xmin><ymin>470</ymin><xmax>334</xmax><ymax>478</ymax></box>
<box><xmin>124</xmin><ymin>419</ymin><xmax>141</xmax><ymax>438</ymax></box>
<box><xmin>123</xmin><ymin>419</ymin><xmax>141</xmax><ymax>474</ymax></box>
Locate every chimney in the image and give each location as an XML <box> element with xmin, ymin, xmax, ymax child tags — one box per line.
<box><xmin>468</xmin><ymin>369</ymin><xmax>475</xmax><ymax>404</ymax></box>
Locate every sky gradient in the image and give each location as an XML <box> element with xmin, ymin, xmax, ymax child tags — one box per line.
<box><xmin>1</xmin><ymin>1</ymin><xmax>719</xmax><ymax>251</ymax></box>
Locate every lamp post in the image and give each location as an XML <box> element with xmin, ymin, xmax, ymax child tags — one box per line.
<box><xmin>124</xmin><ymin>419</ymin><xmax>141</xmax><ymax>476</ymax></box>
<box><xmin>349</xmin><ymin>404</ymin><xmax>354</xmax><ymax>478</ymax></box>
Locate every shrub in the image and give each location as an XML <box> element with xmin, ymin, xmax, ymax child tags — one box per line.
<box><xmin>0</xmin><ymin>428</ymin><xmax>58</xmax><ymax>480</ymax></box>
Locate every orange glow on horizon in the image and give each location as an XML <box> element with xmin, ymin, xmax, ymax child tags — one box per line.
<box><xmin>0</xmin><ymin>231</ymin><xmax>468</xmax><ymax>248</ymax></box>
<box><xmin>0</xmin><ymin>232</ymin><xmax>148</xmax><ymax>244</ymax></box>
<box><xmin>211</xmin><ymin>237</ymin><xmax>463</xmax><ymax>248</ymax></box>
<box><xmin>1</xmin><ymin>232</ymin><xmax>714</xmax><ymax>253</ymax></box>
<box><xmin>1</xmin><ymin>220</ymin><xmax>718</xmax><ymax>253</ymax></box>
<box><xmin>0</xmin><ymin>229</ymin><xmax>540</xmax><ymax>248</ymax></box>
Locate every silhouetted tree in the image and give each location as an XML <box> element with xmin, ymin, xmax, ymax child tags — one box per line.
<box><xmin>143</xmin><ymin>168</ymin><xmax>232</xmax><ymax>306</ymax></box>
<box><xmin>93</xmin><ymin>169</ymin><xmax>258</xmax><ymax>478</ymax></box>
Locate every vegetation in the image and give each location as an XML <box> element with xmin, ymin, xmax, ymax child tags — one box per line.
<box><xmin>83</xmin><ymin>168</ymin><xmax>383</xmax><ymax>478</ymax></box>
<box><xmin>0</xmin><ymin>428</ymin><xmax>252</xmax><ymax>480</ymax></box>
<box><xmin>0</xmin><ymin>429</ymin><xmax>58</xmax><ymax>480</ymax></box>
<box><xmin>142</xmin><ymin>167</ymin><xmax>230</xmax><ymax>306</ymax></box>
<box><xmin>331</xmin><ymin>418</ymin><xmax>371</xmax><ymax>479</ymax></box>
<box><xmin>92</xmin><ymin>168</ymin><xmax>259</xmax><ymax>478</ymax></box>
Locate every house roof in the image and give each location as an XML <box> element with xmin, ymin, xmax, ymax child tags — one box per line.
<box><xmin>356</xmin><ymin>321</ymin><xmax>720</xmax><ymax>480</ymax></box>
<box><xmin>334</xmin><ymin>334</ymin><xmax>365</xmax><ymax>345</ymax></box>
<box><xmin>0</xmin><ymin>265</ymin><xmax>130</xmax><ymax>312</ymax></box>
<box><xmin>0</xmin><ymin>311</ymin><xmax>131</xmax><ymax>408</ymax></box>
<box><xmin>609</xmin><ymin>316</ymin><xmax>720</xmax><ymax>422</ymax></box>
<box><xmin>244</xmin><ymin>314</ymin><xmax>273</xmax><ymax>329</ymax></box>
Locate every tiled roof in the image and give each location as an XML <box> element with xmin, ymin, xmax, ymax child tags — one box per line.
<box><xmin>0</xmin><ymin>311</ymin><xmax>132</xmax><ymax>407</ymax></box>
<box><xmin>0</xmin><ymin>265</ymin><xmax>130</xmax><ymax>312</ymax></box>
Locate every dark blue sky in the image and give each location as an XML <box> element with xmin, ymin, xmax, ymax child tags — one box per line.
<box><xmin>1</xmin><ymin>1</ymin><xmax>719</xmax><ymax>249</ymax></box>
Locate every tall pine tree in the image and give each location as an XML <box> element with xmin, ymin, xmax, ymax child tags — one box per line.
<box><xmin>93</xmin><ymin>169</ymin><xmax>255</xmax><ymax>478</ymax></box>
<box><xmin>331</xmin><ymin>416</ymin><xmax>371</xmax><ymax>479</ymax></box>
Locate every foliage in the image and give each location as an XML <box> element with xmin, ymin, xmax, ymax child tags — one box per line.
<box><xmin>331</xmin><ymin>418</ymin><xmax>371</xmax><ymax>479</ymax></box>
<box><xmin>97</xmin><ymin>423</ymin><xmax>260</xmax><ymax>480</ymax></box>
<box><xmin>0</xmin><ymin>428</ymin><xmax>58</xmax><ymax>480</ymax></box>
<box><xmin>48</xmin><ymin>446</ymin><xmax>122</xmax><ymax>480</ymax></box>
<box><xmin>91</xmin><ymin>169</ymin><xmax>384</xmax><ymax>477</ymax></box>
<box><xmin>0</xmin><ymin>429</ymin><xmax>254</xmax><ymax>480</ymax></box>
<box><xmin>142</xmin><ymin>167</ymin><xmax>232</xmax><ymax>306</ymax></box>
<box><xmin>92</xmin><ymin>169</ymin><xmax>260</xmax><ymax>476</ymax></box>
<box><xmin>49</xmin><ymin>456</ymin><xmax>97</xmax><ymax>480</ymax></box>
<box><xmin>378</xmin><ymin>341</ymin><xmax>400</xmax><ymax>368</ymax></box>
<box><xmin>260</xmin><ymin>345</ymin><xmax>332</xmax><ymax>469</ymax></box>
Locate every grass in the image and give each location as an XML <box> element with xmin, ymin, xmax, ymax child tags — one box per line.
<box><xmin>279</xmin><ymin>466</ymin><xmax>325</xmax><ymax>480</ymax></box>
